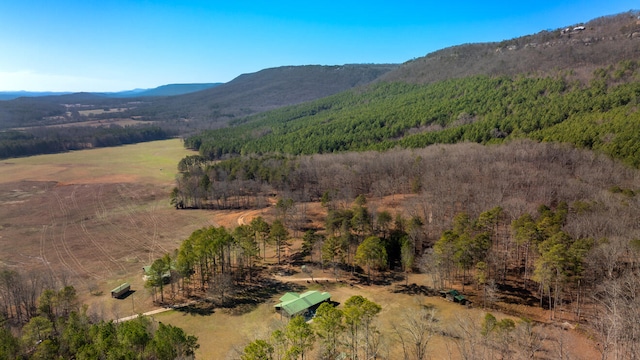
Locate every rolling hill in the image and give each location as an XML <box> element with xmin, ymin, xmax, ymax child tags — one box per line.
<box><xmin>0</xmin><ymin>64</ymin><xmax>397</xmax><ymax>131</ymax></box>
<box><xmin>140</xmin><ymin>64</ymin><xmax>399</xmax><ymax>127</ymax></box>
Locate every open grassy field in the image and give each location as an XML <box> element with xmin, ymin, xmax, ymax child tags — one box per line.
<box><xmin>13</xmin><ymin>118</ymin><xmax>150</xmax><ymax>130</ymax></box>
<box><xmin>77</xmin><ymin>107</ymin><xmax>130</xmax><ymax>116</ymax></box>
<box><xmin>0</xmin><ymin>138</ymin><xmax>190</xmax><ymax>185</ymax></box>
<box><xmin>0</xmin><ymin>139</ymin><xmax>215</xmax><ymax>313</ymax></box>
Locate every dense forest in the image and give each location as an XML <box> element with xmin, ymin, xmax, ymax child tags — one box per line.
<box><xmin>166</xmin><ymin>139</ymin><xmax>640</xmax><ymax>358</ymax></box>
<box><xmin>184</xmin><ymin>61</ymin><xmax>640</xmax><ymax>167</ymax></box>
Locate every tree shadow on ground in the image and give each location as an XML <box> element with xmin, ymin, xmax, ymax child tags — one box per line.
<box><xmin>392</xmin><ymin>283</ymin><xmax>438</xmax><ymax>297</ymax></box>
<box><xmin>497</xmin><ymin>282</ymin><xmax>539</xmax><ymax>307</ymax></box>
<box><xmin>214</xmin><ymin>277</ymin><xmax>306</xmax><ymax>316</ymax></box>
<box><xmin>352</xmin><ymin>272</ymin><xmax>404</xmax><ymax>286</ymax></box>
<box><xmin>175</xmin><ymin>302</ymin><xmax>215</xmax><ymax>316</ymax></box>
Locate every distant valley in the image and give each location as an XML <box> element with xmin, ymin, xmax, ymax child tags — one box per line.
<box><xmin>0</xmin><ymin>82</ymin><xmax>222</xmax><ymax>101</ymax></box>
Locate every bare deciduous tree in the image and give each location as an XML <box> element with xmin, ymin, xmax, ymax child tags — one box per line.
<box><xmin>393</xmin><ymin>305</ymin><xmax>439</xmax><ymax>360</ymax></box>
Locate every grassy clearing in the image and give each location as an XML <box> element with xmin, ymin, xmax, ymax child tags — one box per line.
<box><xmin>153</xmin><ymin>274</ymin><xmax>599</xmax><ymax>359</ymax></box>
<box><xmin>152</xmin><ymin>281</ymin><xmax>489</xmax><ymax>359</ymax></box>
<box><xmin>15</xmin><ymin>118</ymin><xmax>149</xmax><ymax>130</ymax></box>
<box><xmin>78</xmin><ymin>107</ymin><xmax>130</xmax><ymax>116</ymax></box>
<box><xmin>0</xmin><ymin>139</ymin><xmax>195</xmax><ymax>186</ymax></box>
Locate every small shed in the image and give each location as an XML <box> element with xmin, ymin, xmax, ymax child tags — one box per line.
<box><xmin>275</xmin><ymin>290</ymin><xmax>331</xmax><ymax>318</ymax></box>
<box><xmin>111</xmin><ymin>283</ymin><xmax>130</xmax><ymax>298</ymax></box>
<box><xmin>440</xmin><ymin>289</ymin><xmax>470</xmax><ymax>305</ymax></box>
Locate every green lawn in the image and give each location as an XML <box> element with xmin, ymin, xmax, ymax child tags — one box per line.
<box><xmin>0</xmin><ymin>139</ymin><xmax>195</xmax><ymax>185</ymax></box>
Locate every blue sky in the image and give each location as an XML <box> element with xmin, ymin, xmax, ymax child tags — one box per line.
<box><xmin>0</xmin><ymin>1</ymin><xmax>637</xmax><ymax>92</ymax></box>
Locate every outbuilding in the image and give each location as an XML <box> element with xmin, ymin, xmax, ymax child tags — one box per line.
<box><xmin>275</xmin><ymin>290</ymin><xmax>331</xmax><ymax>318</ymax></box>
<box><xmin>111</xmin><ymin>283</ymin><xmax>130</xmax><ymax>298</ymax></box>
<box><xmin>440</xmin><ymin>289</ymin><xmax>470</xmax><ymax>306</ymax></box>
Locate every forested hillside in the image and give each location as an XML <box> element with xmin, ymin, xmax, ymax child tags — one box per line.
<box><xmin>0</xmin><ymin>64</ymin><xmax>396</xmax><ymax>132</ymax></box>
<box><xmin>132</xmin><ymin>64</ymin><xmax>398</xmax><ymax>129</ymax></box>
<box><xmin>381</xmin><ymin>11</ymin><xmax>640</xmax><ymax>84</ymax></box>
<box><xmin>185</xmin><ymin>60</ymin><xmax>640</xmax><ymax>167</ymax></box>
<box><xmin>0</xmin><ymin>65</ymin><xmax>396</xmax><ymax>159</ymax></box>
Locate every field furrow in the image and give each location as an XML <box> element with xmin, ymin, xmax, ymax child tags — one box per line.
<box><xmin>52</xmin><ymin>191</ymin><xmax>100</xmax><ymax>281</ymax></box>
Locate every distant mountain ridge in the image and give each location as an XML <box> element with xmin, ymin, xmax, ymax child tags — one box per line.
<box><xmin>155</xmin><ymin>64</ymin><xmax>399</xmax><ymax>125</ymax></box>
<box><xmin>0</xmin><ymin>83</ymin><xmax>222</xmax><ymax>101</ymax></box>
<box><xmin>0</xmin><ymin>64</ymin><xmax>398</xmax><ymax>131</ymax></box>
<box><xmin>0</xmin><ymin>91</ymin><xmax>73</xmax><ymax>101</ymax></box>
<box><xmin>99</xmin><ymin>83</ymin><xmax>222</xmax><ymax>98</ymax></box>
<box><xmin>381</xmin><ymin>11</ymin><xmax>640</xmax><ymax>84</ymax></box>
<box><xmin>2</xmin><ymin>10</ymin><xmax>640</xmax><ymax>150</ymax></box>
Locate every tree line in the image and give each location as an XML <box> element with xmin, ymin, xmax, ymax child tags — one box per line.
<box><xmin>0</xmin><ymin>125</ymin><xmax>174</xmax><ymax>159</ymax></box>
<box><xmin>171</xmin><ymin>139</ymin><xmax>639</xmax><ymax>247</ymax></box>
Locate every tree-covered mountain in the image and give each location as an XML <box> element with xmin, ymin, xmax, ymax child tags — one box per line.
<box><xmin>135</xmin><ymin>64</ymin><xmax>399</xmax><ymax>128</ymax></box>
<box><xmin>381</xmin><ymin>11</ymin><xmax>640</xmax><ymax>84</ymax></box>
<box><xmin>185</xmin><ymin>62</ymin><xmax>640</xmax><ymax>167</ymax></box>
<box><xmin>3</xmin><ymin>11</ymin><xmax>640</xmax><ymax>162</ymax></box>
<box><xmin>0</xmin><ymin>64</ymin><xmax>397</xmax><ymax>131</ymax></box>
<box><xmin>177</xmin><ymin>11</ymin><xmax>640</xmax><ymax>167</ymax></box>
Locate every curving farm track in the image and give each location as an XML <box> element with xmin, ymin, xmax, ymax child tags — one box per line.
<box><xmin>0</xmin><ymin>180</ymin><xmax>214</xmax><ymax>291</ymax></box>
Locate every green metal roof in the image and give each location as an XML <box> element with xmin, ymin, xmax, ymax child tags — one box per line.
<box><xmin>279</xmin><ymin>292</ymin><xmax>301</xmax><ymax>302</ymax></box>
<box><xmin>142</xmin><ymin>265</ymin><xmax>171</xmax><ymax>278</ymax></box>
<box><xmin>275</xmin><ymin>290</ymin><xmax>331</xmax><ymax>316</ymax></box>
<box><xmin>445</xmin><ymin>289</ymin><xmax>466</xmax><ymax>302</ymax></box>
<box><xmin>111</xmin><ymin>283</ymin><xmax>130</xmax><ymax>293</ymax></box>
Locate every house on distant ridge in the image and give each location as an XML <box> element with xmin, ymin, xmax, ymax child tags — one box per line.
<box><xmin>275</xmin><ymin>290</ymin><xmax>331</xmax><ymax>318</ymax></box>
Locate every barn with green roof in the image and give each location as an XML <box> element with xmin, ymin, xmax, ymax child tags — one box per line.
<box><xmin>275</xmin><ymin>290</ymin><xmax>331</xmax><ymax>318</ymax></box>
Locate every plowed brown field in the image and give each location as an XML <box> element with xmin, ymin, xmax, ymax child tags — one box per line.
<box><xmin>0</xmin><ymin>140</ymin><xmax>216</xmax><ymax>313</ymax></box>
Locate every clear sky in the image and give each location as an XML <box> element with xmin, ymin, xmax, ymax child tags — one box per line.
<box><xmin>0</xmin><ymin>1</ymin><xmax>637</xmax><ymax>92</ymax></box>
